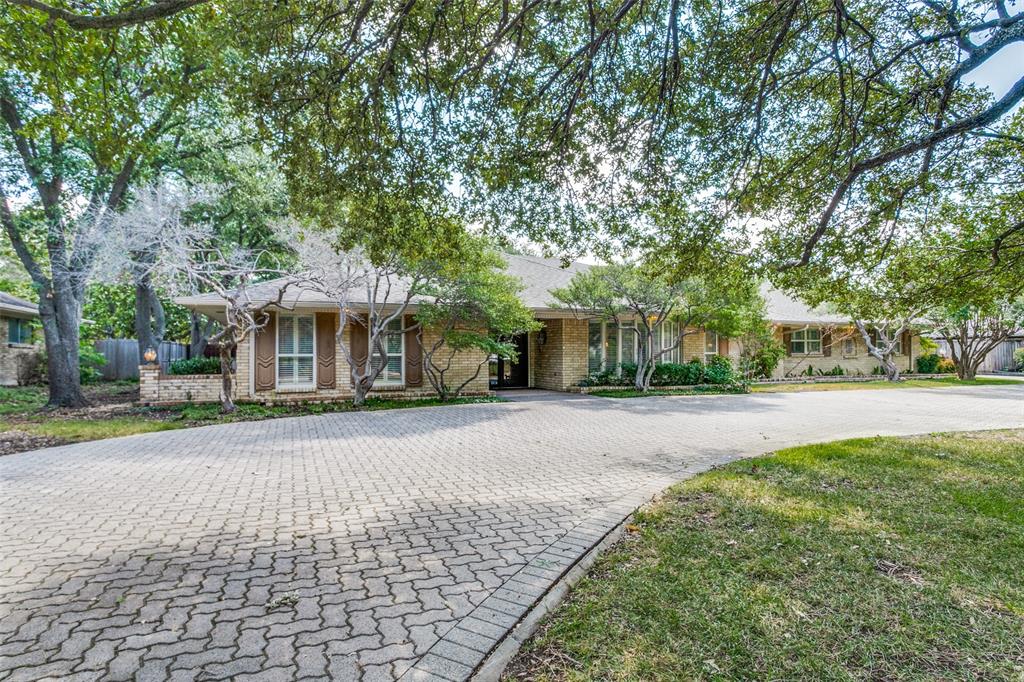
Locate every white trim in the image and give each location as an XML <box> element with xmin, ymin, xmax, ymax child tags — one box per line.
<box><xmin>276</xmin><ymin>313</ymin><xmax>317</xmax><ymax>390</ymax></box>
<box><xmin>372</xmin><ymin>318</ymin><xmax>405</xmax><ymax>385</ymax></box>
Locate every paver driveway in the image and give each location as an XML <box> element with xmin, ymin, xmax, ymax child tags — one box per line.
<box><xmin>2</xmin><ymin>385</ymin><xmax>1022</xmax><ymax>682</ymax></box>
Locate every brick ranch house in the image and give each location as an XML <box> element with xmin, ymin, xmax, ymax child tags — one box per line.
<box><xmin>140</xmin><ymin>254</ymin><xmax>920</xmax><ymax>405</ymax></box>
<box><xmin>1</xmin><ymin>292</ymin><xmax>40</xmax><ymax>387</ymax></box>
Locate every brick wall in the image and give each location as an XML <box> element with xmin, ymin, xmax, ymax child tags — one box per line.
<box><xmin>146</xmin><ymin>319</ymin><xmax>490</xmax><ymax>406</ymax></box>
<box><xmin>0</xmin><ymin>317</ymin><xmax>41</xmax><ymax>387</ymax></box>
<box><xmin>139</xmin><ymin>364</ymin><xmax>228</xmax><ymax>405</ymax></box>
<box><xmin>774</xmin><ymin>325</ymin><xmax>918</xmax><ymax>378</ymax></box>
<box><xmin>534</xmin><ymin>318</ymin><xmax>589</xmax><ymax>390</ymax></box>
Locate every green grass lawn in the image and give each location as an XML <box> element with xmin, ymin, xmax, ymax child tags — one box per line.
<box><xmin>506</xmin><ymin>430</ymin><xmax>1024</xmax><ymax>681</ymax></box>
<box><xmin>753</xmin><ymin>376</ymin><xmax>1020</xmax><ymax>392</ymax></box>
<box><xmin>0</xmin><ymin>383</ymin><xmax>502</xmax><ymax>453</ymax></box>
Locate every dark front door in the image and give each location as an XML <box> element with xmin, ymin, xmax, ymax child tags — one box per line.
<box><xmin>495</xmin><ymin>333</ymin><xmax>529</xmax><ymax>388</ymax></box>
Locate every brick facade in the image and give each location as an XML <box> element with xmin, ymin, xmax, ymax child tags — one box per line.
<box><xmin>0</xmin><ymin>317</ymin><xmax>41</xmax><ymax>387</ymax></box>
<box><xmin>774</xmin><ymin>325</ymin><xmax>918</xmax><ymax>378</ymax></box>
<box><xmin>140</xmin><ymin>320</ymin><xmax>490</xmax><ymax>406</ymax></box>
<box><xmin>533</xmin><ymin>318</ymin><xmax>589</xmax><ymax>390</ymax></box>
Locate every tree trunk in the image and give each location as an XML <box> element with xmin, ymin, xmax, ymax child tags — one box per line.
<box><xmin>352</xmin><ymin>379</ymin><xmax>370</xmax><ymax>407</ymax></box>
<box><xmin>38</xmin><ymin>290</ymin><xmax>88</xmax><ymax>408</ymax></box>
<box><xmin>219</xmin><ymin>345</ymin><xmax>236</xmax><ymax>413</ymax></box>
<box><xmin>134</xmin><ymin>275</ymin><xmax>165</xmax><ymax>365</ymax></box>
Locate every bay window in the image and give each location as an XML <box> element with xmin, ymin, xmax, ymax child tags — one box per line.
<box><xmin>277</xmin><ymin>314</ymin><xmax>315</xmax><ymax>387</ymax></box>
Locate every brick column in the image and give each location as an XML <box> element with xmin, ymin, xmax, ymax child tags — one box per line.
<box><xmin>139</xmin><ymin>364</ymin><xmax>160</xmax><ymax>404</ymax></box>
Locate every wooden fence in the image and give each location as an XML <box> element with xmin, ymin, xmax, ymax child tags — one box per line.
<box><xmin>95</xmin><ymin>339</ymin><xmax>188</xmax><ymax>380</ymax></box>
<box><xmin>937</xmin><ymin>337</ymin><xmax>1024</xmax><ymax>373</ymax></box>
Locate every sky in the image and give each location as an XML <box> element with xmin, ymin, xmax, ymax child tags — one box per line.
<box><xmin>967</xmin><ymin>41</ymin><xmax>1024</xmax><ymax>100</ymax></box>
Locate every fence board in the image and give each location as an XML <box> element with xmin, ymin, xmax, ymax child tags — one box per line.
<box><xmin>95</xmin><ymin>339</ymin><xmax>187</xmax><ymax>380</ymax></box>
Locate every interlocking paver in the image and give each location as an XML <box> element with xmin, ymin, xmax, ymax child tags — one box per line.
<box><xmin>1</xmin><ymin>386</ymin><xmax>1021</xmax><ymax>681</ymax></box>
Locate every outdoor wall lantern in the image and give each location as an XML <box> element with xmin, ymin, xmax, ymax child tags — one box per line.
<box><xmin>143</xmin><ymin>347</ymin><xmax>158</xmax><ymax>364</ymax></box>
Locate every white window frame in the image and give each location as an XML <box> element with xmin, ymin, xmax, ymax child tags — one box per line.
<box><xmin>276</xmin><ymin>314</ymin><xmax>316</xmax><ymax>389</ymax></box>
<box><xmin>704</xmin><ymin>331</ymin><xmax>719</xmax><ymax>364</ymax></box>
<box><xmin>588</xmin><ymin>320</ymin><xmax>642</xmax><ymax>373</ymax></box>
<box><xmin>372</xmin><ymin>318</ymin><xmax>405</xmax><ymax>384</ymax></box>
<box><xmin>876</xmin><ymin>328</ymin><xmax>903</xmax><ymax>355</ymax></box>
<box><xmin>790</xmin><ymin>328</ymin><xmax>822</xmax><ymax>355</ymax></box>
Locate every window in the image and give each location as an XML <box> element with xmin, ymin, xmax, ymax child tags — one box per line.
<box><xmin>588</xmin><ymin>320</ymin><xmax>603</xmax><ymax>374</ymax></box>
<box><xmin>876</xmin><ymin>328</ymin><xmax>902</xmax><ymax>355</ymax></box>
<box><xmin>660</xmin><ymin>321</ymin><xmax>680</xmax><ymax>364</ymax></box>
<box><xmin>277</xmin><ymin>314</ymin><xmax>315</xmax><ymax>387</ymax></box>
<box><xmin>704</xmin><ymin>332</ymin><xmax>719</xmax><ymax>363</ymax></box>
<box><xmin>6</xmin><ymin>318</ymin><xmax>33</xmax><ymax>345</ymax></box>
<box><xmin>372</xmin><ymin>318</ymin><xmax>404</xmax><ymax>383</ymax></box>
<box><xmin>842</xmin><ymin>337</ymin><xmax>856</xmax><ymax>356</ymax></box>
<box><xmin>790</xmin><ymin>328</ymin><xmax>821</xmax><ymax>354</ymax></box>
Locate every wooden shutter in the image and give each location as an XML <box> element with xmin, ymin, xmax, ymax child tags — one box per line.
<box><xmin>717</xmin><ymin>335</ymin><xmax>728</xmax><ymax>357</ymax></box>
<box><xmin>254</xmin><ymin>311</ymin><xmax>276</xmax><ymax>392</ymax></box>
<box><xmin>901</xmin><ymin>330</ymin><xmax>912</xmax><ymax>356</ymax></box>
<box><xmin>404</xmin><ymin>314</ymin><xmax>423</xmax><ymax>387</ymax></box>
<box><xmin>316</xmin><ymin>312</ymin><xmax>337</xmax><ymax>389</ymax></box>
<box><xmin>349</xmin><ymin>318</ymin><xmax>368</xmax><ymax>386</ymax></box>
<box><xmin>822</xmin><ymin>330</ymin><xmax>832</xmax><ymax>357</ymax></box>
<box><xmin>783</xmin><ymin>328</ymin><xmax>792</xmax><ymax>356</ymax></box>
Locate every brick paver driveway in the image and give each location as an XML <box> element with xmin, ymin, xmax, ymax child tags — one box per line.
<box><xmin>2</xmin><ymin>385</ymin><xmax>1022</xmax><ymax>681</ymax></box>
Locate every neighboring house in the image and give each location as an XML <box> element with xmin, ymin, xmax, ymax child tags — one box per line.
<box><xmin>0</xmin><ymin>292</ymin><xmax>40</xmax><ymax>386</ymax></box>
<box><xmin>935</xmin><ymin>333</ymin><xmax>1023</xmax><ymax>373</ymax></box>
<box><xmin>762</xmin><ymin>286</ymin><xmax>919</xmax><ymax>378</ymax></box>
<box><xmin>144</xmin><ymin>255</ymin><xmax>920</xmax><ymax>404</ymax></box>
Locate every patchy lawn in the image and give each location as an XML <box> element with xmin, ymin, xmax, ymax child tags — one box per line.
<box><xmin>0</xmin><ymin>383</ymin><xmax>502</xmax><ymax>456</ymax></box>
<box><xmin>753</xmin><ymin>376</ymin><xmax>1020</xmax><ymax>392</ymax></box>
<box><xmin>588</xmin><ymin>385</ymin><xmax>749</xmax><ymax>398</ymax></box>
<box><xmin>505</xmin><ymin>431</ymin><xmax>1024</xmax><ymax>681</ymax></box>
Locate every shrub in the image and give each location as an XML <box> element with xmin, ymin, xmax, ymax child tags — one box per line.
<box><xmin>651</xmin><ymin>360</ymin><xmax>705</xmax><ymax>386</ymax></box>
<box><xmin>168</xmin><ymin>356</ymin><xmax>222</xmax><ymax>375</ymax></box>
<box><xmin>702</xmin><ymin>355</ymin><xmax>735</xmax><ymax>385</ymax></box>
<box><xmin>739</xmin><ymin>331</ymin><xmax>786</xmax><ymax>379</ymax></box>
<box><xmin>79</xmin><ymin>344</ymin><xmax>106</xmax><ymax>384</ymax></box>
<box><xmin>1014</xmin><ymin>348</ymin><xmax>1024</xmax><ymax>371</ymax></box>
<box><xmin>936</xmin><ymin>358</ymin><xmax>956</xmax><ymax>374</ymax></box>
<box><xmin>915</xmin><ymin>354</ymin><xmax>940</xmax><ymax>374</ymax></box>
<box><xmin>817</xmin><ymin>365</ymin><xmax>844</xmax><ymax>376</ymax></box>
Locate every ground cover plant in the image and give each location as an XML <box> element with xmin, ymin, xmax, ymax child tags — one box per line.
<box><xmin>505</xmin><ymin>430</ymin><xmax>1024</xmax><ymax>681</ymax></box>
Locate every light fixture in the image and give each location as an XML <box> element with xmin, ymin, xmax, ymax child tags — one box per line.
<box><xmin>143</xmin><ymin>347</ymin><xmax>158</xmax><ymax>364</ymax></box>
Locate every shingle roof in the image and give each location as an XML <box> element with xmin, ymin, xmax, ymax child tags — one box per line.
<box><xmin>0</xmin><ymin>292</ymin><xmax>39</xmax><ymax>317</ymax></box>
<box><xmin>760</xmin><ymin>284</ymin><xmax>848</xmax><ymax>325</ymax></box>
<box><xmin>175</xmin><ymin>254</ymin><xmax>847</xmax><ymax>325</ymax></box>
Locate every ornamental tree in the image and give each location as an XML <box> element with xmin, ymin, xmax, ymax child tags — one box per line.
<box><xmin>927</xmin><ymin>301</ymin><xmax>1024</xmax><ymax>380</ymax></box>
<box><xmin>415</xmin><ymin>252</ymin><xmax>540</xmax><ymax>401</ymax></box>
<box><xmin>552</xmin><ymin>261</ymin><xmax>761</xmax><ymax>392</ymax></box>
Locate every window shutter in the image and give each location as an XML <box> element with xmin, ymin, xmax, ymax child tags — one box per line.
<box><xmin>822</xmin><ymin>330</ymin><xmax>832</xmax><ymax>357</ymax></box>
<box><xmin>718</xmin><ymin>335</ymin><xmax>728</xmax><ymax>357</ymax></box>
<box><xmin>316</xmin><ymin>312</ymin><xmax>337</xmax><ymax>389</ymax></box>
<box><xmin>404</xmin><ymin>314</ymin><xmax>423</xmax><ymax>387</ymax></box>
<box><xmin>783</xmin><ymin>328</ymin><xmax>792</xmax><ymax>356</ymax></box>
<box><xmin>901</xmin><ymin>330</ymin><xmax>912</xmax><ymax>356</ymax></box>
<box><xmin>254</xmin><ymin>311</ymin><xmax>276</xmax><ymax>391</ymax></box>
<box><xmin>349</xmin><ymin>318</ymin><xmax>368</xmax><ymax>386</ymax></box>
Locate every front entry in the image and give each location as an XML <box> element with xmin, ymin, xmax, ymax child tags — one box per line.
<box><xmin>493</xmin><ymin>333</ymin><xmax>529</xmax><ymax>388</ymax></box>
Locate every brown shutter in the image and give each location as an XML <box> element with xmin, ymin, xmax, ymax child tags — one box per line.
<box><xmin>822</xmin><ymin>330</ymin><xmax>832</xmax><ymax>357</ymax></box>
<box><xmin>718</xmin><ymin>335</ymin><xmax>728</xmax><ymax>356</ymax></box>
<box><xmin>349</xmin><ymin>317</ymin><xmax>368</xmax><ymax>386</ymax></box>
<box><xmin>404</xmin><ymin>314</ymin><xmax>423</xmax><ymax>387</ymax></box>
<box><xmin>254</xmin><ymin>311</ymin><xmax>276</xmax><ymax>391</ymax></box>
<box><xmin>870</xmin><ymin>329</ymin><xmax>878</xmax><ymax>348</ymax></box>
<box><xmin>316</xmin><ymin>312</ymin><xmax>337</xmax><ymax>389</ymax></box>
<box><xmin>783</xmin><ymin>328</ymin><xmax>792</xmax><ymax>356</ymax></box>
<box><xmin>902</xmin><ymin>330</ymin><xmax>912</xmax><ymax>356</ymax></box>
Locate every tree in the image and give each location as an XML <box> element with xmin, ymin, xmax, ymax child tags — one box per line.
<box><xmin>927</xmin><ymin>301</ymin><xmax>1024</xmax><ymax>380</ymax></box>
<box><xmin>0</xmin><ymin>6</ymin><xmax>217</xmax><ymax>406</ymax></box>
<box><xmin>415</xmin><ymin>253</ymin><xmax>540</xmax><ymax>401</ymax></box>
<box><xmin>552</xmin><ymin>262</ymin><xmax>761</xmax><ymax>391</ymax></box>
<box><xmin>106</xmin><ymin>183</ymin><xmax>296</xmax><ymax>412</ymax></box>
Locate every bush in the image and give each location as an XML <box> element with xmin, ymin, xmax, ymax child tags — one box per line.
<box><xmin>651</xmin><ymin>360</ymin><xmax>705</xmax><ymax>386</ymax></box>
<box><xmin>817</xmin><ymin>365</ymin><xmax>844</xmax><ymax>376</ymax></box>
<box><xmin>702</xmin><ymin>355</ymin><xmax>735</xmax><ymax>385</ymax></box>
<box><xmin>79</xmin><ymin>344</ymin><xmax>106</xmax><ymax>384</ymax></box>
<box><xmin>1014</xmin><ymin>348</ymin><xmax>1024</xmax><ymax>371</ymax></box>
<box><xmin>936</xmin><ymin>358</ymin><xmax>956</xmax><ymax>374</ymax></box>
<box><xmin>916</xmin><ymin>353</ymin><xmax>940</xmax><ymax>374</ymax></box>
<box><xmin>168</xmin><ymin>356</ymin><xmax>222</xmax><ymax>375</ymax></box>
